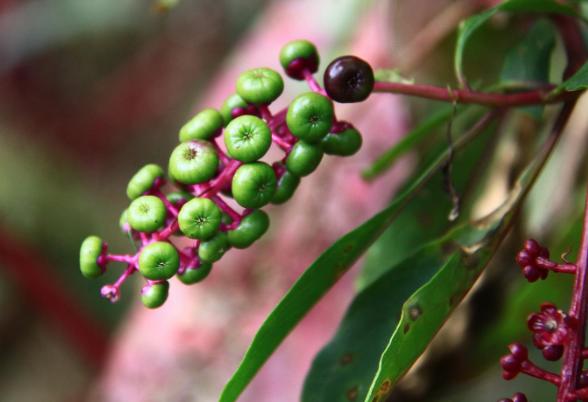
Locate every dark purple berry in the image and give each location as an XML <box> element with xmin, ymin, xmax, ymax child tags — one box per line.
<box><xmin>524</xmin><ymin>239</ymin><xmax>541</xmax><ymax>256</ymax></box>
<box><xmin>523</xmin><ymin>265</ymin><xmax>541</xmax><ymax>282</ymax></box>
<box><xmin>542</xmin><ymin>344</ymin><xmax>564</xmax><ymax>361</ymax></box>
<box><xmin>500</xmin><ymin>354</ymin><xmax>520</xmax><ymax>372</ymax></box>
<box><xmin>512</xmin><ymin>393</ymin><xmax>528</xmax><ymax>402</ymax></box>
<box><xmin>502</xmin><ymin>370</ymin><xmax>517</xmax><ymax>380</ymax></box>
<box><xmin>516</xmin><ymin>249</ymin><xmax>533</xmax><ymax>267</ymax></box>
<box><xmin>323</xmin><ymin>55</ymin><xmax>374</xmax><ymax>103</ymax></box>
<box><xmin>508</xmin><ymin>343</ymin><xmax>528</xmax><ymax>361</ymax></box>
<box><xmin>579</xmin><ymin>371</ymin><xmax>588</xmax><ymax>387</ymax></box>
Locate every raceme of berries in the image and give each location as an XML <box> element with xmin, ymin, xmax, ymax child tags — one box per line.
<box><xmin>498</xmin><ymin>227</ymin><xmax>588</xmax><ymax>401</ymax></box>
<box><xmin>79</xmin><ymin>40</ymin><xmax>375</xmax><ymax>308</ymax></box>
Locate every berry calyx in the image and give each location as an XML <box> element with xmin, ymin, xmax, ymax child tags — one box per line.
<box><xmin>279</xmin><ymin>39</ymin><xmax>319</xmax><ymax>80</ymax></box>
<box><xmin>177</xmin><ymin>260</ymin><xmax>213</xmax><ymax>284</ymax></box>
<box><xmin>286</xmin><ymin>92</ymin><xmax>334</xmax><ymax>143</ymax></box>
<box><xmin>227</xmin><ymin>210</ymin><xmax>270</xmax><ymax>249</ymax></box>
<box><xmin>126</xmin><ymin>164</ymin><xmax>165</xmax><ymax>200</ymax></box>
<box><xmin>79</xmin><ymin>235</ymin><xmax>105</xmax><ymax>278</ymax></box>
<box><xmin>224</xmin><ymin>115</ymin><xmax>272</xmax><ymax>162</ymax></box>
<box><xmin>324</xmin><ymin>55</ymin><xmax>374</xmax><ymax>103</ymax></box>
<box><xmin>138</xmin><ymin>241</ymin><xmax>180</xmax><ymax>280</ymax></box>
<box><xmin>231</xmin><ymin>162</ymin><xmax>277</xmax><ymax>209</ymax></box>
<box><xmin>178</xmin><ymin>197</ymin><xmax>222</xmax><ymax>240</ymax></box>
<box><xmin>141</xmin><ymin>281</ymin><xmax>169</xmax><ymax>309</ymax></box>
<box><xmin>127</xmin><ymin>195</ymin><xmax>167</xmax><ymax>233</ymax></box>
<box><xmin>168</xmin><ymin>141</ymin><xmax>219</xmax><ymax>184</ymax></box>
<box><xmin>236</xmin><ymin>68</ymin><xmax>284</xmax><ymax>105</ymax></box>
<box><xmin>285</xmin><ymin>141</ymin><xmax>323</xmax><ymax>177</ymax></box>
<box><xmin>179</xmin><ymin>108</ymin><xmax>224</xmax><ymax>142</ymax></box>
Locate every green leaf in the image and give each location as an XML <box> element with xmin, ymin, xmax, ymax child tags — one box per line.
<box><xmin>556</xmin><ymin>60</ymin><xmax>588</xmax><ymax>91</ymax></box>
<box><xmin>500</xmin><ymin>19</ymin><xmax>556</xmax><ymax>87</ymax></box>
<box><xmin>455</xmin><ymin>0</ymin><xmax>579</xmax><ymax>86</ymax></box>
<box><xmin>500</xmin><ymin>19</ymin><xmax>556</xmax><ymax>118</ymax></box>
<box><xmin>218</xmin><ymin>112</ymin><xmax>496</xmax><ymax>402</ymax></box>
<box><xmin>361</xmin><ymin>105</ymin><xmax>455</xmax><ymax>181</ymax></box>
<box><xmin>362</xmin><ymin>126</ymin><xmax>559</xmax><ymax>402</ymax></box>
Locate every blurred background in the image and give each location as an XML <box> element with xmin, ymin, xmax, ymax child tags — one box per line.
<box><xmin>0</xmin><ymin>0</ymin><xmax>586</xmax><ymax>401</ymax></box>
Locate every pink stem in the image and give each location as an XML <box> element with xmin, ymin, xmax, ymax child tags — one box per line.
<box><xmin>558</xmin><ymin>184</ymin><xmax>588</xmax><ymax>401</ymax></box>
<box><xmin>152</xmin><ymin>189</ymin><xmax>179</xmax><ymax>216</ymax></box>
<box><xmin>199</xmin><ymin>159</ymin><xmax>242</xmax><ymax>198</ymax></box>
<box><xmin>272</xmin><ymin>133</ymin><xmax>293</xmax><ymax>152</ymax></box>
<box><xmin>105</xmin><ymin>254</ymin><xmax>135</xmax><ymax>264</ymax></box>
<box><xmin>212</xmin><ymin>139</ymin><xmax>231</xmax><ymax>166</ymax></box>
<box><xmin>372</xmin><ymin>81</ymin><xmax>567</xmax><ymax>106</ymax></box>
<box><xmin>211</xmin><ymin>195</ymin><xmax>241</xmax><ymax>224</ymax></box>
<box><xmin>154</xmin><ymin>220</ymin><xmax>179</xmax><ymax>241</ymax></box>
<box><xmin>535</xmin><ymin>257</ymin><xmax>577</xmax><ymax>274</ymax></box>
<box><xmin>258</xmin><ymin>104</ymin><xmax>273</xmax><ymax>122</ymax></box>
<box><xmin>521</xmin><ymin>360</ymin><xmax>561</xmax><ymax>386</ymax></box>
<box><xmin>113</xmin><ymin>264</ymin><xmax>136</xmax><ymax>288</ymax></box>
<box><xmin>303</xmin><ymin>70</ymin><xmax>327</xmax><ymax>96</ymax></box>
<box><xmin>269</xmin><ymin>108</ymin><xmax>288</xmax><ymax>130</ymax></box>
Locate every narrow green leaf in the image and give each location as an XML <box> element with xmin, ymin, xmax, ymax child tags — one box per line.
<box><xmin>363</xmin><ymin>122</ymin><xmax>559</xmax><ymax>402</ymax></box>
<box><xmin>556</xmin><ymin>61</ymin><xmax>588</xmax><ymax>91</ymax></box>
<box><xmin>361</xmin><ymin>105</ymin><xmax>455</xmax><ymax>181</ymax></box>
<box><xmin>218</xmin><ymin>112</ymin><xmax>497</xmax><ymax>402</ymax></box>
<box><xmin>455</xmin><ymin>0</ymin><xmax>579</xmax><ymax>86</ymax></box>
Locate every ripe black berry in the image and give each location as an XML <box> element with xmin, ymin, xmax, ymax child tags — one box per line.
<box><xmin>323</xmin><ymin>55</ymin><xmax>374</xmax><ymax>103</ymax></box>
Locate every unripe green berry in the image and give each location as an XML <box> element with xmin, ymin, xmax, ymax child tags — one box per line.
<box><xmin>279</xmin><ymin>39</ymin><xmax>319</xmax><ymax>80</ymax></box>
<box><xmin>236</xmin><ymin>68</ymin><xmax>284</xmax><ymax>105</ymax></box>
<box><xmin>119</xmin><ymin>209</ymin><xmax>131</xmax><ymax>233</ymax></box>
<box><xmin>198</xmin><ymin>232</ymin><xmax>230</xmax><ymax>263</ymax></box>
<box><xmin>224</xmin><ymin>115</ymin><xmax>271</xmax><ymax>162</ymax></box>
<box><xmin>179</xmin><ymin>108</ymin><xmax>224</xmax><ymax>142</ymax></box>
<box><xmin>227</xmin><ymin>210</ymin><xmax>270</xmax><ymax>249</ymax></box>
<box><xmin>232</xmin><ymin>162</ymin><xmax>277</xmax><ymax>209</ymax></box>
<box><xmin>177</xmin><ymin>261</ymin><xmax>213</xmax><ymax>284</ymax></box>
<box><xmin>79</xmin><ymin>235</ymin><xmax>105</xmax><ymax>279</ymax></box>
<box><xmin>126</xmin><ymin>164</ymin><xmax>165</xmax><ymax>200</ymax></box>
<box><xmin>167</xmin><ymin>191</ymin><xmax>193</xmax><ymax>205</ymax></box>
<box><xmin>138</xmin><ymin>241</ymin><xmax>180</xmax><ymax>280</ymax></box>
<box><xmin>168</xmin><ymin>141</ymin><xmax>219</xmax><ymax>184</ymax></box>
<box><xmin>177</xmin><ymin>197</ymin><xmax>222</xmax><ymax>240</ymax></box>
<box><xmin>272</xmin><ymin>169</ymin><xmax>300</xmax><ymax>204</ymax></box>
<box><xmin>321</xmin><ymin>126</ymin><xmax>362</xmax><ymax>156</ymax></box>
<box><xmin>128</xmin><ymin>195</ymin><xmax>167</xmax><ymax>233</ymax></box>
<box><xmin>286</xmin><ymin>92</ymin><xmax>334</xmax><ymax>143</ymax></box>
<box><xmin>220</xmin><ymin>93</ymin><xmax>249</xmax><ymax>126</ymax></box>
<box><xmin>141</xmin><ymin>281</ymin><xmax>169</xmax><ymax>309</ymax></box>
<box><xmin>286</xmin><ymin>141</ymin><xmax>323</xmax><ymax>177</ymax></box>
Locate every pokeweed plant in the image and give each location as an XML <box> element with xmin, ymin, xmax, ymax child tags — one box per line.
<box><xmin>79</xmin><ymin>0</ymin><xmax>588</xmax><ymax>401</ymax></box>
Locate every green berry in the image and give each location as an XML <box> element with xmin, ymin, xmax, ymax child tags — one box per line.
<box><xmin>220</xmin><ymin>93</ymin><xmax>248</xmax><ymax>126</ymax></box>
<box><xmin>286</xmin><ymin>141</ymin><xmax>323</xmax><ymax>177</ymax></box>
<box><xmin>177</xmin><ymin>261</ymin><xmax>213</xmax><ymax>284</ymax></box>
<box><xmin>168</xmin><ymin>141</ymin><xmax>219</xmax><ymax>184</ymax></box>
<box><xmin>79</xmin><ymin>235</ymin><xmax>105</xmax><ymax>279</ymax></box>
<box><xmin>272</xmin><ymin>169</ymin><xmax>300</xmax><ymax>204</ymax></box>
<box><xmin>167</xmin><ymin>191</ymin><xmax>193</xmax><ymax>205</ymax></box>
<box><xmin>119</xmin><ymin>209</ymin><xmax>130</xmax><ymax>233</ymax></box>
<box><xmin>224</xmin><ymin>115</ymin><xmax>272</xmax><ymax>162</ymax></box>
<box><xmin>232</xmin><ymin>162</ymin><xmax>277</xmax><ymax>209</ymax></box>
<box><xmin>236</xmin><ymin>68</ymin><xmax>284</xmax><ymax>105</ymax></box>
<box><xmin>179</xmin><ymin>108</ymin><xmax>224</xmax><ymax>142</ymax></box>
<box><xmin>322</xmin><ymin>126</ymin><xmax>362</xmax><ymax>156</ymax></box>
<box><xmin>177</xmin><ymin>197</ymin><xmax>222</xmax><ymax>240</ymax></box>
<box><xmin>286</xmin><ymin>92</ymin><xmax>334</xmax><ymax>143</ymax></box>
<box><xmin>126</xmin><ymin>164</ymin><xmax>165</xmax><ymax>200</ymax></box>
<box><xmin>128</xmin><ymin>195</ymin><xmax>167</xmax><ymax>233</ymax></box>
<box><xmin>227</xmin><ymin>210</ymin><xmax>270</xmax><ymax>249</ymax></box>
<box><xmin>279</xmin><ymin>39</ymin><xmax>319</xmax><ymax>80</ymax></box>
<box><xmin>198</xmin><ymin>232</ymin><xmax>230</xmax><ymax>263</ymax></box>
<box><xmin>138</xmin><ymin>241</ymin><xmax>180</xmax><ymax>280</ymax></box>
<box><xmin>141</xmin><ymin>281</ymin><xmax>169</xmax><ymax>309</ymax></box>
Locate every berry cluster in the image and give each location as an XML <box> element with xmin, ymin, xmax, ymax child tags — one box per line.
<box><xmin>79</xmin><ymin>40</ymin><xmax>375</xmax><ymax>308</ymax></box>
<box><xmin>498</xmin><ymin>237</ymin><xmax>588</xmax><ymax>401</ymax></box>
